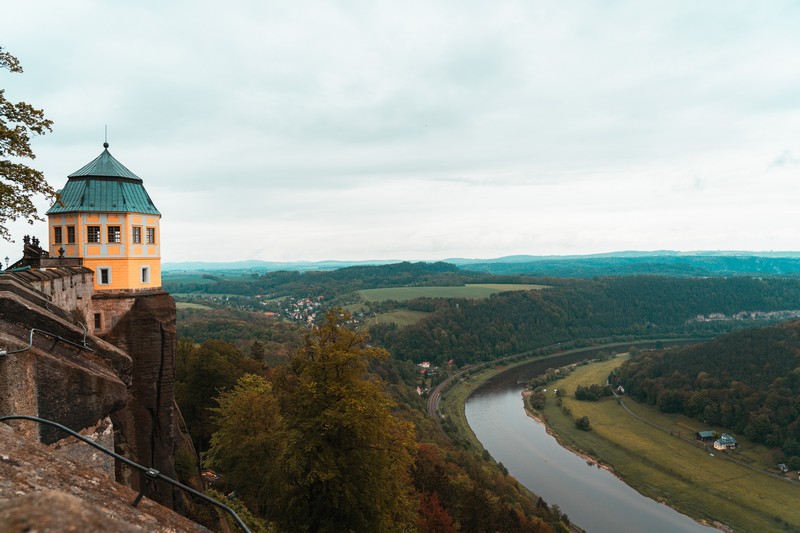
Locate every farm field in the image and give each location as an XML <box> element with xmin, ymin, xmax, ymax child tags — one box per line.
<box><xmin>362</xmin><ymin>309</ymin><xmax>432</xmax><ymax>328</ymax></box>
<box><xmin>540</xmin><ymin>357</ymin><xmax>800</xmax><ymax>533</ymax></box>
<box><xmin>175</xmin><ymin>301</ymin><xmax>213</xmax><ymax>310</ymax></box>
<box><xmin>357</xmin><ymin>283</ymin><xmax>547</xmax><ymax>303</ymax></box>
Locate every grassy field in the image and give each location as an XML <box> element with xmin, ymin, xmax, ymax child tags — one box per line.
<box><xmin>357</xmin><ymin>283</ymin><xmax>547</xmax><ymax>303</ymax></box>
<box><xmin>175</xmin><ymin>301</ymin><xmax>213</xmax><ymax>310</ymax></box>
<box><xmin>541</xmin><ymin>357</ymin><xmax>800</xmax><ymax>532</ymax></box>
<box><xmin>362</xmin><ymin>309</ymin><xmax>433</xmax><ymax>328</ymax></box>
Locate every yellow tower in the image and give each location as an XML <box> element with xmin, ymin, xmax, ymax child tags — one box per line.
<box><xmin>46</xmin><ymin>142</ymin><xmax>161</xmax><ymax>292</ymax></box>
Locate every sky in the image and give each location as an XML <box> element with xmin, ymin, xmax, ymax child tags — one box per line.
<box><xmin>2</xmin><ymin>1</ymin><xmax>800</xmax><ymax>264</ymax></box>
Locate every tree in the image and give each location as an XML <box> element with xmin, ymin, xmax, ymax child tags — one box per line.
<box><xmin>0</xmin><ymin>48</ymin><xmax>55</xmax><ymax>241</ymax></box>
<box><xmin>206</xmin><ymin>374</ymin><xmax>286</xmax><ymax>516</ymax></box>
<box><xmin>175</xmin><ymin>339</ymin><xmax>250</xmax><ymax>450</ymax></box>
<box><xmin>575</xmin><ymin>416</ymin><xmax>591</xmax><ymax>431</ymax></box>
<box><xmin>272</xmin><ymin>309</ymin><xmax>417</xmax><ymax>532</ymax></box>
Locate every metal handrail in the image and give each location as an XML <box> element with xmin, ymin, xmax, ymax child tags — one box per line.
<box><xmin>0</xmin><ymin>327</ymin><xmax>93</xmax><ymax>356</ymax></box>
<box><xmin>0</xmin><ymin>415</ymin><xmax>250</xmax><ymax>533</ymax></box>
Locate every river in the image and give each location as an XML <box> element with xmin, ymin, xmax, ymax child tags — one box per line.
<box><xmin>464</xmin><ymin>354</ymin><xmax>719</xmax><ymax>533</ymax></box>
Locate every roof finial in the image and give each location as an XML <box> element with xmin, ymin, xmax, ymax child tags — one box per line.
<box><xmin>103</xmin><ymin>125</ymin><xmax>109</xmax><ymax>149</ymax></box>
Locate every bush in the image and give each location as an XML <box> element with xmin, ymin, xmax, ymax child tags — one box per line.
<box><xmin>575</xmin><ymin>384</ymin><xmax>612</xmax><ymax>401</ymax></box>
<box><xmin>575</xmin><ymin>416</ymin><xmax>591</xmax><ymax>431</ymax></box>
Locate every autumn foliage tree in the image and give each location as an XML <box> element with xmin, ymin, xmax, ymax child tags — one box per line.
<box><xmin>205</xmin><ymin>374</ymin><xmax>285</xmax><ymax>516</ymax></box>
<box><xmin>0</xmin><ymin>48</ymin><xmax>55</xmax><ymax>241</ymax></box>
<box><xmin>207</xmin><ymin>310</ymin><xmax>417</xmax><ymax>532</ymax></box>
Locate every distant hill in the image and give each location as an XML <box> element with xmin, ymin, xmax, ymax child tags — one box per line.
<box><xmin>446</xmin><ymin>252</ymin><xmax>800</xmax><ymax>277</ymax></box>
<box><xmin>162</xmin><ymin>259</ymin><xmax>399</xmax><ymax>272</ymax></box>
<box><xmin>164</xmin><ymin>251</ymin><xmax>800</xmax><ymax>277</ymax></box>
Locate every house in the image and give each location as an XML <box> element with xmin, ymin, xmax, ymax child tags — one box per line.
<box><xmin>696</xmin><ymin>431</ymin><xmax>715</xmax><ymax>443</ymax></box>
<box><xmin>713</xmin><ymin>433</ymin><xmax>738</xmax><ymax>451</ymax></box>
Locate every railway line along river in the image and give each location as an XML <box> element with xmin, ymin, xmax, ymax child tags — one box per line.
<box><xmin>463</xmin><ymin>349</ymin><xmax>719</xmax><ymax>533</ymax></box>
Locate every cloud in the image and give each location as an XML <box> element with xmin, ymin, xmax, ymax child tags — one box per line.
<box><xmin>3</xmin><ymin>1</ymin><xmax>800</xmax><ymax>262</ymax></box>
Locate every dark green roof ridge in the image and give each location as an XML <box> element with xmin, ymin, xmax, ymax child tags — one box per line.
<box><xmin>47</xmin><ymin>143</ymin><xmax>160</xmax><ymax>215</ymax></box>
<box><xmin>68</xmin><ymin>143</ymin><xmax>142</xmax><ymax>181</ymax></box>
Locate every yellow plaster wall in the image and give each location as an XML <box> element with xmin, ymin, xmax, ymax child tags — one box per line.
<box><xmin>84</xmin><ymin>257</ymin><xmax>161</xmax><ymax>291</ymax></box>
<box><xmin>48</xmin><ymin>211</ymin><xmax>162</xmax><ymax>291</ymax></box>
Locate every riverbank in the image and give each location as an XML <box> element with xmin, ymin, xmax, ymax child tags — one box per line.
<box><xmin>435</xmin><ymin>339</ymin><xmax>702</xmax><ymax>453</ymax></box>
<box><xmin>533</xmin><ymin>356</ymin><xmax>800</xmax><ymax>533</ymax></box>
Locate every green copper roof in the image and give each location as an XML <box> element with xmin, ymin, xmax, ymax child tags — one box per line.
<box><xmin>68</xmin><ymin>143</ymin><xmax>142</xmax><ymax>181</ymax></box>
<box><xmin>47</xmin><ymin>143</ymin><xmax>160</xmax><ymax>215</ymax></box>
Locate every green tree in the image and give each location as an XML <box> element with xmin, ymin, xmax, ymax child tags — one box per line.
<box><xmin>175</xmin><ymin>339</ymin><xmax>251</xmax><ymax>450</ymax></box>
<box><xmin>0</xmin><ymin>48</ymin><xmax>55</xmax><ymax>241</ymax></box>
<box><xmin>273</xmin><ymin>309</ymin><xmax>417</xmax><ymax>532</ymax></box>
<box><xmin>206</xmin><ymin>374</ymin><xmax>286</xmax><ymax>516</ymax></box>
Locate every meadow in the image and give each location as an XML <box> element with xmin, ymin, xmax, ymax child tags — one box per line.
<box><xmin>357</xmin><ymin>283</ymin><xmax>547</xmax><ymax>302</ymax></box>
<box><xmin>175</xmin><ymin>301</ymin><xmax>213</xmax><ymax>310</ymax></box>
<box><xmin>542</xmin><ymin>357</ymin><xmax>800</xmax><ymax>533</ymax></box>
<box><xmin>360</xmin><ymin>309</ymin><xmax>433</xmax><ymax>328</ymax></box>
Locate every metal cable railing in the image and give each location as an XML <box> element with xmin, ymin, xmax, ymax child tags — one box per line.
<box><xmin>0</xmin><ymin>415</ymin><xmax>250</xmax><ymax>533</ymax></box>
<box><xmin>0</xmin><ymin>327</ymin><xmax>93</xmax><ymax>356</ymax></box>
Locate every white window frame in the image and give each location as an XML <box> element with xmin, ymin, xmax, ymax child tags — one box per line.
<box><xmin>141</xmin><ymin>265</ymin><xmax>150</xmax><ymax>284</ymax></box>
<box><xmin>87</xmin><ymin>225</ymin><xmax>101</xmax><ymax>243</ymax></box>
<box><xmin>97</xmin><ymin>266</ymin><xmax>112</xmax><ymax>285</ymax></box>
<box><xmin>108</xmin><ymin>225</ymin><xmax>122</xmax><ymax>243</ymax></box>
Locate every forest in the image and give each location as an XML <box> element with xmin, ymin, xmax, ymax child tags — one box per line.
<box><xmin>176</xmin><ymin>311</ymin><xmax>567</xmax><ymax>532</ymax></box>
<box><xmin>371</xmin><ymin>276</ymin><xmax>800</xmax><ymax>364</ymax></box>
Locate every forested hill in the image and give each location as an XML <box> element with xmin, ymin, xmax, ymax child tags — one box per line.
<box><xmin>165</xmin><ymin>261</ymin><xmax>510</xmax><ymax>299</ymax></box>
<box><xmin>449</xmin><ymin>254</ymin><xmax>800</xmax><ymax>277</ymax></box>
<box><xmin>618</xmin><ymin>320</ymin><xmax>800</xmax><ymax>459</ymax></box>
<box><xmin>369</xmin><ymin>276</ymin><xmax>800</xmax><ymax>365</ymax></box>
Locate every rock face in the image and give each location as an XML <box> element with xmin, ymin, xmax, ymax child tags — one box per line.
<box><xmin>0</xmin><ymin>270</ymin><xmax>195</xmax><ymax>517</ymax></box>
<box><xmin>96</xmin><ymin>290</ymin><xmax>182</xmax><ymax>508</ymax></box>
<box><xmin>0</xmin><ymin>277</ymin><xmax>131</xmax><ymax>454</ymax></box>
<box><xmin>0</xmin><ymin>424</ymin><xmax>210</xmax><ymax>532</ymax></box>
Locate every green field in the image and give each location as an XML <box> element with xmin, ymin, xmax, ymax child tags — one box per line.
<box><xmin>175</xmin><ymin>301</ymin><xmax>213</xmax><ymax>310</ymax></box>
<box><xmin>541</xmin><ymin>357</ymin><xmax>800</xmax><ymax>532</ymax></box>
<box><xmin>362</xmin><ymin>309</ymin><xmax>433</xmax><ymax>328</ymax></box>
<box><xmin>357</xmin><ymin>283</ymin><xmax>547</xmax><ymax>303</ymax></box>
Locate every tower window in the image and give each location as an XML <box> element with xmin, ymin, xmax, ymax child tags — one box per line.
<box><xmin>108</xmin><ymin>226</ymin><xmax>121</xmax><ymax>243</ymax></box>
<box><xmin>94</xmin><ymin>313</ymin><xmax>102</xmax><ymax>330</ymax></box>
<box><xmin>87</xmin><ymin>226</ymin><xmax>101</xmax><ymax>243</ymax></box>
<box><xmin>146</xmin><ymin>227</ymin><xmax>156</xmax><ymax>244</ymax></box>
<box><xmin>141</xmin><ymin>266</ymin><xmax>150</xmax><ymax>284</ymax></box>
<box><xmin>98</xmin><ymin>267</ymin><xmax>111</xmax><ymax>285</ymax></box>
<box><xmin>67</xmin><ymin>226</ymin><xmax>76</xmax><ymax>243</ymax></box>
<box><xmin>132</xmin><ymin>226</ymin><xmax>142</xmax><ymax>244</ymax></box>
<box><xmin>53</xmin><ymin>227</ymin><xmax>63</xmax><ymax>244</ymax></box>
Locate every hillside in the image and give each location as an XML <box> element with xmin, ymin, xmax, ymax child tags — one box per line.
<box><xmin>370</xmin><ymin>276</ymin><xmax>800</xmax><ymax>364</ymax></box>
<box><xmin>448</xmin><ymin>253</ymin><xmax>800</xmax><ymax>277</ymax></box>
<box><xmin>618</xmin><ymin>320</ymin><xmax>800</xmax><ymax>460</ymax></box>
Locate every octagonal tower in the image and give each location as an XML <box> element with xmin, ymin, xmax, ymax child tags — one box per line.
<box><xmin>46</xmin><ymin>142</ymin><xmax>161</xmax><ymax>292</ymax></box>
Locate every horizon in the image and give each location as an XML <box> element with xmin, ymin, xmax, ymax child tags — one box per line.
<box><xmin>155</xmin><ymin>249</ymin><xmax>800</xmax><ymax>271</ymax></box>
<box><xmin>2</xmin><ymin>2</ymin><xmax>799</xmax><ymax>263</ymax></box>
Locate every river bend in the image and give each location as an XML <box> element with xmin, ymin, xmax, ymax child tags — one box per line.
<box><xmin>464</xmin><ymin>357</ymin><xmax>717</xmax><ymax>533</ymax></box>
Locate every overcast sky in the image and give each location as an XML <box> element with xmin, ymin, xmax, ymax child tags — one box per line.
<box><xmin>2</xmin><ymin>1</ymin><xmax>799</xmax><ymax>263</ymax></box>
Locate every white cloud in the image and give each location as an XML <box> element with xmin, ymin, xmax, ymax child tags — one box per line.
<box><xmin>2</xmin><ymin>1</ymin><xmax>800</xmax><ymax>262</ymax></box>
